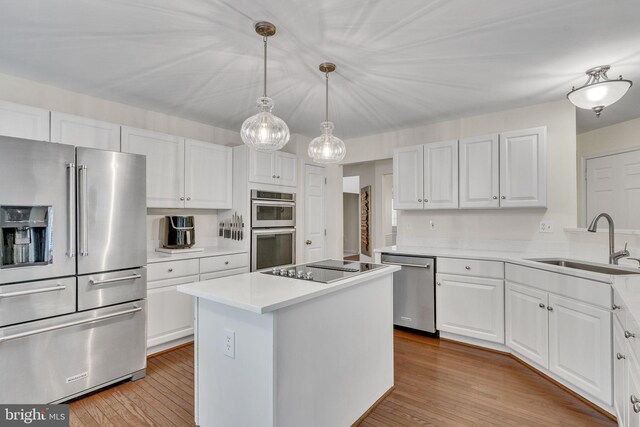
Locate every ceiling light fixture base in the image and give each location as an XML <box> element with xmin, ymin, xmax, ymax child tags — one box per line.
<box><xmin>254</xmin><ymin>21</ymin><xmax>276</xmax><ymax>37</ymax></box>
<box><xmin>319</xmin><ymin>62</ymin><xmax>336</xmax><ymax>73</ymax></box>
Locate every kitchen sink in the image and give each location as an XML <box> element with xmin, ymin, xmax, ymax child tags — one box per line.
<box><xmin>527</xmin><ymin>258</ymin><xmax>640</xmax><ymax>275</ymax></box>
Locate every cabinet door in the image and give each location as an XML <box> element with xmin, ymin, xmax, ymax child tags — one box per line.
<box><xmin>0</xmin><ymin>100</ymin><xmax>49</xmax><ymax>141</ymax></box>
<box><xmin>459</xmin><ymin>134</ymin><xmax>499</xmax><ymax>208</ymax></box>
<box><xmin>436</xmin><ymin>273</ymin><xmax>504</xmax><ymax>343</ymax></box>
<box><xmin>248</xmin><ymin>149</ymin><xmax>275</xmax><ymax>185</ymax></box>
<box><xmin>499</xmin><ymin>127</ymin><xmax>547</xmax><ymax>208</ymax></box>
<box><xmin>185</xmin><ymin>139</ymin><xmax>232</xmax><ymax>209</ymax></box>
<box><xmin>50</xmin><ymin>112</ymin><xmax>120</xmax><ymax>151</ymax></box>
<box><xmin>424</xmin><ymin>140</ymin><xmax>458</xmax><ymax>209</ymax></box>
<box><xmin>147</xmin><ymin>277</ymin><xmax>197</xmax><ymax>349</ymax></box>
<box><xmin>629</xmin><ymin>359</ymin><xmax>640</xmax><ymax>427</ymax></box>
<box><xmin>548</xmin><ymin>294</ymin><xmax>612</xmax><ymax>404</ymax></box>
<box><xmin>121</xmin><ymin>126</ymin><xmax>185</xmax><ymax>208</ymax></box>
<box><xmin>505</xmin><ymin>282</ymin><xmax>548</xmax><ymax>368</ymax></box>
<box><xmin>275</xmin><ymin>152</ymin><xmax>297</xmax><ymax>187</ymax></box>
<box><xmin>614</xmin><ymin>317</ymin><xmax>628</xmax><ymax>427</ymax></box>
<box><xmin>393</xmin><ymin>145</ymin><xmax>424</xmax><ymax>209</ymax></box>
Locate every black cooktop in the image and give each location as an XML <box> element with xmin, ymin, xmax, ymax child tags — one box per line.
<box><xmin>261</xmin><ymin>259</ymin><xmax>385</xmax><ymax>283</ymax></box>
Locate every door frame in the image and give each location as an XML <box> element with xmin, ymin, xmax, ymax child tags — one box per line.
<box><xmin>303</xmin><ymin>162</ymin><xmax>326</xmax><ymax>263</ymax></box>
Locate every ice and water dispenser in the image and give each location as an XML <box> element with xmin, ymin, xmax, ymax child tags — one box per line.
<box><xmin>0</xmin><ymin>206</ymin><xmax>53</xmax><ymax>268</ymax></box>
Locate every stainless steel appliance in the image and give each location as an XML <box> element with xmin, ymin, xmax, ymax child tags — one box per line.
<box><xmin>251</xmin><ymin>190</ymin><xmax>295</xmax><ymax>228</ymax></box>
<box><xmin>261</xmin><ymin>259</ymin><xmax>384</xmax><ymax>283</ymax></box>
<box><xmin>0</xmin><ymin>136</ymin><xmax>147</xmax><ymax>404</ymax></box>
<box><xmin>162</xmin><ymin>215</ymin><xmax>195</xmax><ymax>248</ymax></box>
<box><xmin>251</xmin><ymin>190</ymin><xmax>296</xmax><ymax>271</ymax></box>
<box><xmin>380</xmin><ymin>253</ymin><xmax>436</xmax><ymax>333</ymax></box>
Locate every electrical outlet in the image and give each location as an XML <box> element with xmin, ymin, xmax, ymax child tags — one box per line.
<box><xmin>429</xmin><ymin>220</ymin><xmax>435</xmax><ymax>230</ymax></box>
<box><xmin>224</xmin><ymin>328</ymin><xmax>235</xmax><ymax>359</ymax></box>
<box><xmin>539</xmin><ymin>221</ymin><xmax>554</xmax><ymax>233</ymax></box>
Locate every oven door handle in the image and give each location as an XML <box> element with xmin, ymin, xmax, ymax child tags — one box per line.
<box><xmin>252</xmin><ymin>200</ymin><xmax>296</xmax><ymax>207</ymax></box>
<box><xmin>252</xmin><ymin>228</ymin><xmax>296</xmax><ymax>236</ymax></box>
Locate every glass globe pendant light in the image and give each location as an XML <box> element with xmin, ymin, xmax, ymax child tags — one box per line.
<box><xmin>308</xmin><ymin>63</ymin><xmax>346</xmax><ymax>163</ymax></box>
<box><xmin>241</xmin><ymin>21</ymin><xmax>290</xmax><ymax>151</ymax></box>
<box><xmin>567</xmin><ymin>65</ymin><xmax>632</xmax><ymax>117</ymax></box>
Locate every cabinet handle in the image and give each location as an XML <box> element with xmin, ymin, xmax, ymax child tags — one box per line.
<box><xmin>612</xmin><ymin>304</ymin><xmax>621</xmax><ymax>310</ymax></box>
<box><xmin>492</xmin><ymin>196</ymin><xmax>497</xmax><ymax>200</ymax></box>
<box><xmin>634</xmin><ymin>403</ymin><xmax>640</xmax><ymax>414</ymax></box>
<box><xmin>277</xmin><ymin>175</ymin><xmax>281</xmax><ymax>179</ymax></box>
<box><xmin>465</xmin><ymin>266</ymin><xmax>471</xmax><ymax>270</ymax></box>
<box><xmin>547</xmin><ymin>306</ymin><xmax>553</xmax><ymax>311</ymax></box>
<box><xmin>617</xmin><ymin>353</ymin><xmax>626</xmax><ymax>360</ymax></box>
<box><xmin>180</xmin><ymin>197</ymin><xmax>185</xmax><ymax>201</ymax></box>
<box><xmin>186</xmin><ymin>197</ymin><xmax>191</xmax><ymax>201</ymax></box>
<box><xmin>224</xmin><ymin>261</ymin><xmax>229</xmax><ymax>265</ymax></box>
<box><xmin>168</xmin><ymin>268</ymin><xmax>173</xmax><ymax>273</ymax></box>
<box><xmin>501</xmin><ymin>196</ymin><xmax>506</xmax><ymax>199</ymax></box>
<box><xmin>418</xmin><ymin>199</ymin><xmax>422</xmax><ymax>202</ymax></box>
<box><xmin>425</xmin><ymin>199</ymin><xmax>429</xmax><ymax>202</ymax></box>
<box><xmin>625</xmin><ymin>330</ymin><xmax>636</xmax><ymax>339</ymax></box>
<box><xmin>631</xmin><ymin>395</ymin><xmax>640</xmax><ymax>405</ymax></box>
<box><xmin>436</xmin><ymin>282</ymin><xmax>441</xmax><ymax>286</ymax></box>
<box><xmin>272</xmin><ymin>175</ymin><xmax>276</xmax><ymax>178</ymax></box>
<box><xmin>539</xmin><ymin>303</ymin><xmax>546</xmax><ymax>309</ymax></box>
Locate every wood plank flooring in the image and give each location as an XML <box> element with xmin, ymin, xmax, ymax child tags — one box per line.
<box><xmin>69</xmin><ymin>330</ymin><xmax>616</xmax><ymax>426</ymax></box>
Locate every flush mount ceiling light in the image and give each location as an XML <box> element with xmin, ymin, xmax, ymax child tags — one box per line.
<box><xmin>567</xmin><ymin>65</ymin><xmax>632</xmax><ymax>117</ymax></box>
<box><xmin>240</xmin><ymin>21</ymin><xmax>290</xmax><ymax>151</ymax></box>
<box><xmin>308</xmin><ymin>62</ymin><xmax>346</xmax><ymax>164</ymax></box>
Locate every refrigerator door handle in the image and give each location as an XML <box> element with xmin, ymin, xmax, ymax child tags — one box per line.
<box><xmin>67</xmin><ymin>162</ymin><xmax>76</xmax><ymax>257</ymax></box>
<box><xmin>78</xmin><ymin>164</ymin><xmax>88</xmax><ymax>256</ymax></box>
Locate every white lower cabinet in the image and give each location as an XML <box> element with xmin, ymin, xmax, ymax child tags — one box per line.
<box><xmin>147</xmin><ymin>276</ymin><xmax>198</xmax><ymax>350</ymax></box>
<box><xmin>436</xmin><ymin>273</ymin><xmax>504</xmax><ymax>343</ymax></box>
<box><xmin>615</xmin><ymin>317</ymin><xmax>628</xmax><ymax>427</ymax></box>
<box><xmin>505</xmin><ymin>282</ymin><xmax>548</xmax><ymax>368</ymax></box>
<box><xmin>548</xmin><ymin>294</ymin><xmax>612</xmax><ymax>404</ymax></box>
<box><xmin>629</xmin><ymin>359</ymin><xmax>640</xmax><ymax>427</ymax></box>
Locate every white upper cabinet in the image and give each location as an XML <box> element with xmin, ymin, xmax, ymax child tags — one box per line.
<box><xmin>393</xmin><ymin>145</ymin><xmax>424</xmax><ymax>209</ymax></box>
<box><xmin>50</xmin><ymin>112</ymin><xmax>120</xmax><ymax>151</ymax></box>
<box><xmin>121</xmin><ymin>126</ymin><xmax>185</xmax><ymax>208</ymax></box>
<box><xmin>185</xmin><ymin>139</ymin><xmax>232</xmax><ymax>209</ymax></box>
<box><xmin>548</xmin><ymin>293</ymin><xmax>612</xmax><ymax>404</ymax></box>
<box><xmin>499</xmin><ymin>127</ymin><xmax>547</xmax><ymax>208</ymax></box>
<box><xmin>459</xmin><ymin>134</ymin><xmax>499</xmax><ymax>208</ymax></box>
<box><xmin>0</xmin><ymin>100</ymin><xmax>49</xmax><ymax>141</ymax></box>
<box><xmin>424</xmin><ymin>140</ymin><xmax>458</xmax><ymax>209</ymax></box>
<box><xmin>505</xmin><ymin>282</ymin><xmax>549</xmax><ymax>368</ymax></box>
<box><xmin>248</xmin><ymin>149</ymin><xmax>297</xmax><ymax>187</ymax></box>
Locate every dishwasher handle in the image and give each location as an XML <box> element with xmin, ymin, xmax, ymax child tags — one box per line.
<box><xmin>381</xmin><ymin>261</ymin><xmax>431</xmax><ymax>269</ymax></box>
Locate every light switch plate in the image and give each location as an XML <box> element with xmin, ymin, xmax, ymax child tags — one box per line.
<box><xmin>224</xmin><ymin>328</ymin><xmax>235</xmax><ymax>359</ymax></box>
<box><xmin>539</xmin><ymin>221</ymin><xmax>554</xmax><ymax>233</ymax></box>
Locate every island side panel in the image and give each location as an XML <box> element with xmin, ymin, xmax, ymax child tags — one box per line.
<box><xmin>196</xmin><ymin>298</ymin><xmax>275</xmax><ymax>427</ymax></box>
<box><xmin>273</xmin><ymin>273</ymin><xmax>394</xmax><ymax>426</ymax></box>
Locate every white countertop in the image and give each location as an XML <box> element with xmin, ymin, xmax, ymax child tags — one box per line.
<box><xmin>147</xmin><ymin>247</ymin><xmax>247</xmax><ymax>264</ymax></box>
<box><xmin>375</xmin><ymin>245</ymin><xmax>640</xmax><ymax>284</ymax></box>
<box><xmin>177</xmin><ymin>264</ymin><xmax>400</xmax><ymax>314</ymax></box>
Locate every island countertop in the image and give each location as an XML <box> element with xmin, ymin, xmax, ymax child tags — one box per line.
<box><xmin>177</xmin><ymin>264</ymin><xmax>400</xmax><ymax>314</ymax></box>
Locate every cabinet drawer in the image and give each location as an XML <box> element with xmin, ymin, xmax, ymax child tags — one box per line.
<box><xmin>78</xmin><ymin>268</ymin><xmax>146</xmax><ymax>311</ymax></box>
<box><xmin>200</xmin><ymin>253</ymin><xmax>249</xmax><ymax>274</ymax></box>
<box><xmin>200</xmin><ymin>267</ymin><xmax>249</xmax><ymax>281</ymax></box>
<box><xmin>147</xmin><ymin>259</ymin><xmax>199</xmax><ymax>282</ymax></box>
<box><xmin>437</xmin><ymin>258</ymin><xmax>504</xmax><ymax>279</ymax></box>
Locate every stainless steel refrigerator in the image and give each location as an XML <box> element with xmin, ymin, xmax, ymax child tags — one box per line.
<box><xmin>0</xmin><ymin>136</ymin><xmax>147</xmax><ymax>404</ymax></box>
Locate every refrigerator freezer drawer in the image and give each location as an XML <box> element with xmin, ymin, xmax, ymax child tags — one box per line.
<box><xmin>0</xmin><ymin>277</ymin><xmax>76</xmax><ymax>327</ymax></box>
<box><xmin>78</xmin><ymin>267</ymin><xmax>146</xmax><ymax>311</ymax></box>
<box><xmin>0</xmin><ymin>301</ymin><xmax>146</xmax><ymax>404</ymax></box>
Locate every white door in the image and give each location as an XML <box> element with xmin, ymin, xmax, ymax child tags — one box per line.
<box><xmin>304</xmin><ymin>164</ymin><xmax>326</xmax><ymax>262</ymax></box>
<box><xmin>185</xmin><ymin>139</ymin><xmax>232</xmax><ymax>209</ymax></box>
<box><xmin>275</xmin><ymin>152</ymin><xmax>297</xmax><ymax>187</ymax></box>
<box><xmin>393</xmin><ymin>145</ymin><xmax>424</xmax><ymax>209</ymax></box>
<box><xmin>499</xmin><ymin>127</ymin><xmax>547</xmax><ymax>208</ymax></box>
<box><xmin>505</xmin><ymin>282</ymin><xmax>549</xmax><ymax>368</ymax></box>
<box><xmin>248</xmin><ymin>149</ymin><xmax>275</xmax><ymax>185</ymax></box>
<box><xmin>0</xmin><ymin>100</ymin><xmax>49</xmax><ymax>141</ymax></box>
<box><xmin>586</xmin><ymin>149</ymin><xmax>640</xmax><ymax>229</ymax></box>
<box><xmin>459</xmin><ymin>134</ymin><xmax>499</xmax><ymax>208</ymax></box>
<box><xmin>147</xmin><ymin>277</ymin><xmax>197</xmax><ymax>350</ymax></box>
<box><xmin>548</xmin><ymin>293</ymin><xmax>612</xmax><ymax>404</ymax></box>
<box><xmin>50</xmin><ymin>112</ymin><xmax>120</xmax><ymax>151</ymax></box>
<box><xmin>436</xmin><ymin>273</ymin><xmax>504</xmax><ymax>343</ymax></box>
<box><xmin>424</xmin><ymin>140</ymin><xmax>458</xmax><ymax>209</ymax></box>
<box><xmin>121</xmin><ymin>126</ymin><xmax>185</xmax><ymax>208</ymax></box>
<box><xmin>614</xmin><ymin>317</ymin><xmax>628</xmax><ymax>427</ymax></box>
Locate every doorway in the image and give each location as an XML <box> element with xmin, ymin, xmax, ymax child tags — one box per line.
<box><xmin>343</xmin><ymin>176</ymin><xmax>360</xmax><ymax>261</ymax></box>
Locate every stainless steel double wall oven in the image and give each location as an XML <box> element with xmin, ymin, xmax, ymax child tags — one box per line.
<box><xmin>0</xmin><ymin>137</ymin><xmax>147</xmax><ymax>404</ymax></box>
<box><xmin>251</xmin><ymin>190</ymin><xmax>296</xmax><ymax>271</ymax></box>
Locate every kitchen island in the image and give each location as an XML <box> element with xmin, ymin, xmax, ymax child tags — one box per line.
<box><xmin>178</xmin><ymin>261</ymin><xmax>400</xmax><ymax>427</ymax></box>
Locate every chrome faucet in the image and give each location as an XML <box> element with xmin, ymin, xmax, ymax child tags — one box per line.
<box><xmin>587</xmin><ymin>213</ymin><xmax>629</xmax><ymax>265</ymax></box>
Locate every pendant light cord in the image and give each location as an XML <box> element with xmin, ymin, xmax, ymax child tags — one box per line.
<box><xmin>325</xmin><ymin>72</ymin><xmax>329</xmax><ymax>122</ymax></box>
<box><xmin>263</xmin><ymin>37</ymin><xmax>268</xmax><ymax>98</ymax></box>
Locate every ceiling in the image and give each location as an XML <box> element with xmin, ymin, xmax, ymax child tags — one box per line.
<box><xmin>0</xmin><ymin>0</ymin><xmax>639</xmax><ymax>139</ymax></box>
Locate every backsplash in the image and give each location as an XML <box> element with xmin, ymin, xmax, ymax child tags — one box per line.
<box><xmin>146</xmin><ymin>209</ymin><xmax>219</xmax><ymax>251</ymax></box>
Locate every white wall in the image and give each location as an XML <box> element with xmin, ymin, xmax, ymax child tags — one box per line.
<box><xmin>335</xmin><ymin>100</ymin><xmax>579</xmax><ymax>248</ymax></box>
<box><xmin>343</xmin><ymin>194</ymin><xmax>359</xmax><ymax>255</ymax></box>
<box><xmin>576</xmin><ymin>116</ymin><xmax>640</xmax><ymax>227</ymax></box>
<box><xmin>0</xmin><ymin>72</ymin><xmax>241</xmax><ymax>249</ymax></box>
<box><xmin>343</xmin><ymin>176</ymin><xmax>360</xmax><ymax>194</ymax></box>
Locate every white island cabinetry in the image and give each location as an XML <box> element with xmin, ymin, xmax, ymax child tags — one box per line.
<box><xmin>178</xmin><ymin>265</ymin><xmax>399</xmax><ymax>427</ymax></box>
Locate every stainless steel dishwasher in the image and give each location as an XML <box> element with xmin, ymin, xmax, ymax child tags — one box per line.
<box><xmin>381</xmin><ymin>253</ymin><xmax>436</xmax><ymax>333</ymax></box>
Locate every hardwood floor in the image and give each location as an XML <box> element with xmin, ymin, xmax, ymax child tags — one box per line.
<box><xmin>70</xmin><ymin>330</ymin><xmax>616</xmax><ymax>426</ymax></box>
